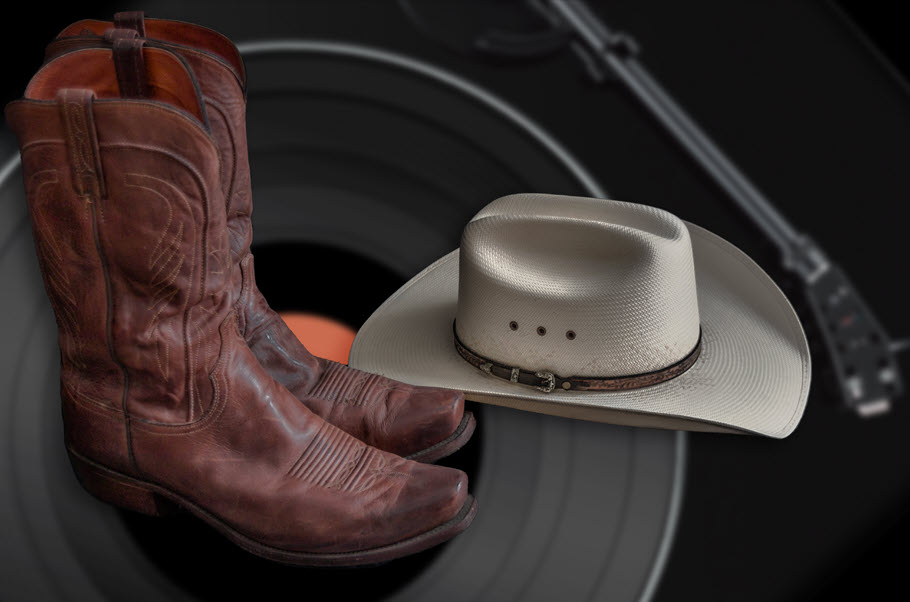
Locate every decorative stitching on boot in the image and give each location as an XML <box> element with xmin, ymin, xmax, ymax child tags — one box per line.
<box><xmin>286</xmin><ymin>422</ymin><xmax>390</xmax><ymax>492</ymax></box>
<box><xmin>29</xmin><ymin>169</ymin><xmax>86</xmax><ymax>370</ymax></box>
<box><xmin>58</xmin><ymin>90</ymin><xmax>105</xmax><ymax>199</ymax></box>
<box><xmin>125</xmin><ymin>172</ymin><xmax>197</xmax><ymax>420</ymax></box>
<box><xmin>348</xmin><ymin>452</ymin><xmax>412</xmax><ymax>492</ymax></box>
<box><xmin>310</xmin><ymin>362</ymin><xmax>396</xmax><ymax>407</ymax></box>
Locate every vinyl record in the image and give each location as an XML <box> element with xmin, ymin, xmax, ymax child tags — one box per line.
<box><xmin>0</xmin><ymin>41</ymin><xmax>684</xmax><ymax>601</ymax></box>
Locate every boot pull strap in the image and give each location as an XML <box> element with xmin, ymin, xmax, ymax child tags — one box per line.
<box><xmin>103</xmin><ymin>27</ymin><xmax>140</xmax><ymax>43</ymax></box>
<box><xmin>113</xmin><ymin>10</ymin><xmax>145</xmax><ymax>37</ymax></box>
<box><xmin>56</xmin><ymin>89</ymin><xmax>106</xmax><ymax>199</ymax></box>
<box><xmin>112</xmin><ymin>36</ymin><xmax>148</xmax><ymax>98</ymax></box>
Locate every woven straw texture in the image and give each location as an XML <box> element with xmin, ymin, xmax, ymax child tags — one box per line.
<box><xmin>350</xmin><ymin>194</ymin><xmax>810</xmax><ymax>438</ymax></box>
<box><xmin>458</xmin><ymin>195</ymin><xmax>700</xmax><ymax>376</ymax></box>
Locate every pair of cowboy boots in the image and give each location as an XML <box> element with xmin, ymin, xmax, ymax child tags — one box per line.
<box><xmin>6</xmin><ymin>12</ymin><xmax>476</xmax><ymax>565</ymax></box>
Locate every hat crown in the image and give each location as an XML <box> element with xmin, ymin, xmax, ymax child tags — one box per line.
<box><xmin>455</xmin><ymin>194</ymin><xmax>700</xmax><ymax>377</ymax></box>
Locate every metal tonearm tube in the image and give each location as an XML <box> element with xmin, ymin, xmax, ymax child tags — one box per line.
<box><xmin>469</xmin><ymin>0</ymin><xmax>905</xmax><ymax>416</ymax></box>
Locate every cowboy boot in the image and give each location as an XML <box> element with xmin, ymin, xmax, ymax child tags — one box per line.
<box><xmin>46</xmin><ymin>12</ymin><xmax>476</xmax><ymax>462</ymax></box>
<box><xmin>7</xmin><ymin>43</ymin><xmax>474</xmax><ymax>565</ymax></box>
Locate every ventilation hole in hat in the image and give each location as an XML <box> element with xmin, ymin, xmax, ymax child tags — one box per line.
<box><xmin>509</xmin><ymin>321</ymin><xmax>518</xmax><ymax>331</ymax></box>
<box><xmin>566</xmin><ymin>330</ymin><xmax>576</xmax><ymax>340</ymax></box>
<box><xmin>537</xmin><ymin>326</ymin><xmax>547</xmax><ymax>336</ymax></box>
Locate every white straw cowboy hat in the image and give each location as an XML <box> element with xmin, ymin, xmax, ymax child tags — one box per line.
<box><xmin>349</xmin><ymin>194</ymin><xmax>810</xmax><ymax>438</ymax></box>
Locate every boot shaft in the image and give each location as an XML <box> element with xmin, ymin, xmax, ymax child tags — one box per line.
<box><xmin>45</xmin><ymin>11</ymin><xmax>324</xmax><ymax>377</ymax></box>
<box><xmin>47</xmin><ymin>13</ymin><xmax>254</xmax><ymax>269</ymax></box>
<box><xmin>6</xmin><ymin>46</ymin><xmax>232</xmax><ymax>424</ymax></box>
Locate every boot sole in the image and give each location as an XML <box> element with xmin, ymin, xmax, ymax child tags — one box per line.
<box><xmin>405</xmin><ymin>411</ymin><xmax>476</xmax><ymax>464</ymax></box>
<box><xmin>67</xmin><ymin>448</ymin><xmax>477</xmax><ymax>567</ymax></box>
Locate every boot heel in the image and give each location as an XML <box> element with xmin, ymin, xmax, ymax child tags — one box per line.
<box><xmin>68</xmin><ymin>452</ymin><xmax>179</xmax><ymax>517</ymax></box>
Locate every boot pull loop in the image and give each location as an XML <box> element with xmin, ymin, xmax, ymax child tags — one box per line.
<box><xmin>113</xmin><ymin>10</ymin><xmax>146</xmax><ymax>37</ymax></box>
<box><xmin>112</xmin><ymin>37</ymin><xmax>148</xmax><ymax>99</ymax></box>
<box><xmin>103</xmin><ymin>27</ymin><xmax>140</xmax><ymax>44</ymax></box>
<box><xmin>56</xmin><ymin>89</ymin><xmax>106</xmax><ymax>199</ymax></box>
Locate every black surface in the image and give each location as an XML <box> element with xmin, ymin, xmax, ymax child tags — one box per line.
<box><xmin>252</xmin><ymin>242</ymin><xmax>404</xmax><ymax>327</ymax></box>
<box><xmin>3</xmin><ymin>1</ymin><xmax>910</xmax><ymax>600</ymax></box>
<box><xmin>833</xmin><ymin>0</ymin><xmax>910</xmax><ymax>96</ymax></box>
<box><xmin>1</xmin><ymin>3</ymin><xmax>118</xmax><ymax>106</ymax></box>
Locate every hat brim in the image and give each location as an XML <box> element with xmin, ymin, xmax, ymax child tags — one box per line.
<box><xmin>349</xmin><ymin>223</ymin><xmax>810</xmax><ymax>438</ymax></box>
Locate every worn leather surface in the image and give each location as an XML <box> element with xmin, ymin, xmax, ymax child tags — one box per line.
<box><xmin>30</xmin><ymin>46</ymin><xmax>206</xmax><ymax>122</ymax></box>
<box><xmin>7</xmin><ymin>47</ymin><xmax>468</xmax><ymax>553</ymax></box>
<box><xmin>46</xmin><ymin>13</ymin><xmax>469</xmax><ymax>458</ymax></box>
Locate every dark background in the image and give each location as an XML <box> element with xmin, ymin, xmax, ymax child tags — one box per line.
<box><xmin>2</xmin><ymin>1</ymin><xmax>909</xmax><ymax>600</ymax></box>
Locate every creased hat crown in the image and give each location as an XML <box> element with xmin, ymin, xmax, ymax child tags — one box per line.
<box><xmin>454</xmin><ymin>194</ymin><xmax>700</xmax><ymax>377</ymax></box>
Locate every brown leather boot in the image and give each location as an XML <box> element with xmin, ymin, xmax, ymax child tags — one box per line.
<box><xmin>6</xmin><ymin>44</ymin><xmax>475</xmax><ymax>566</ymax></box>
<box><xmin>46</xmin><ymin>12</ymin><xmax>476</xmax><ymax>462</ymax></box>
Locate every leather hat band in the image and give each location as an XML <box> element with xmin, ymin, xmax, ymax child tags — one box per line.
<box><xmin>453</xmin><ymin>322</ymin><xmax>702</xmax><ymax>393</ymax></box>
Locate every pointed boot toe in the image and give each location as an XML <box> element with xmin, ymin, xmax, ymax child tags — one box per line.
<box><xmin>358</xmin><ymin>460</ymin><xmax>475</xmax><ymax>561</ymax></box>
<box><xmin>403</xmin><ymin>461</ymin><xmax>471</xmax><ymax>523</ymax></box>
<box><xmin>387</xmin><ymin>386</ymin><xmax>476</xmax><ymax>462</ymax></box>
